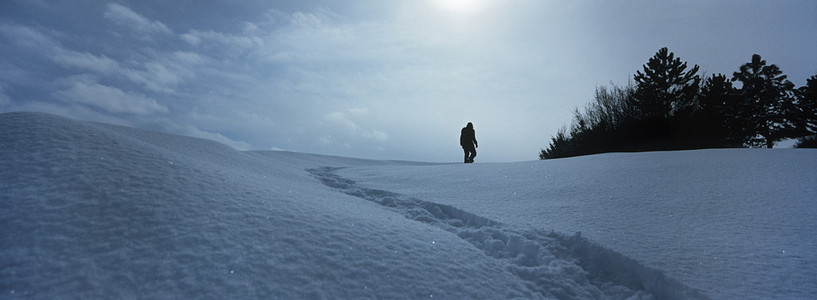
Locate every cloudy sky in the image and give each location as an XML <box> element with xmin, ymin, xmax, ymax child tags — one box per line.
<box><xmin>2</xmin><ymin>0</ymin><xmax>815</xmax><ymax>162</ymax></box>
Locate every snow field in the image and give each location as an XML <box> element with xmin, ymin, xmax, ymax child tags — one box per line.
<box><xmin>337</xmin><ymin>147</ymin><xmax>817</xmax><ymax>299</ymax></box>
<box><xmin>3</xmin><ymin>112</ymin><xmax>814</xmax><ymax>299</ymax></box>
<box><xmin>0</xmin><ymin>112</ymin><xmax>532</xmax><ymax>298</ymax></box>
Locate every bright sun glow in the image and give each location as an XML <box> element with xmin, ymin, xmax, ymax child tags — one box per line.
<box><xmin>437</xmin><ymin>0</ymin><xmax>483</xmax><ymax>14</ymax></box>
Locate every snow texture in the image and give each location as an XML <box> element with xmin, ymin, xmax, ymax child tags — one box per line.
<box><xmin>1</xmin><ymin>112</ymin><xmax>814</xmax><ymax>299</ymax></box>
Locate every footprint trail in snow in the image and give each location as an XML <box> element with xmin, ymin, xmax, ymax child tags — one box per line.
<box><xmin>308</xmin><ymin>166</ymin><xmax>707</xmax><ymax>300</ymax></box>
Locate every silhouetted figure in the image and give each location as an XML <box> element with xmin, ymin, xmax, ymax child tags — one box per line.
<box><xmin>460</xmin><ymin>122</ymin><xmax>478</xmax><ymax>163</ymax></box>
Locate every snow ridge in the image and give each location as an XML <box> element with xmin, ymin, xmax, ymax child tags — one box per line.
<box><xmin>308</xmin><ymin>167</ymin><xmax>708</xmax><ymax>299</ymax></box>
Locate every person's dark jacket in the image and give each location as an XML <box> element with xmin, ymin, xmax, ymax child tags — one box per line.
<box><xmin>460</xmin><ymin>126</ymin><xmax>477</xmax><ymax>148</ymax></box>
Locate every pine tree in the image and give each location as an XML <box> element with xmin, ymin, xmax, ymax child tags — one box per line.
<box><xmin>732</xmin><ymin>54</ymin><xmax>796</xmax><ymax>148</ymax></box>
<box><xmin>633</xmin><ymin>48</ymin><xmax>701</xmax><ymax>120</ymax></box>
<box><xmin>795</xmin><ymin>75</ymin><xmax>817</xmax><ymax>135</ymax></box>
<box><xmin>696</xmin><ymin>74</ymin><xmax>743</xmax><ymax>147</ymax></box>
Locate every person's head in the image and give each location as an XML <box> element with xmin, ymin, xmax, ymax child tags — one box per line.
<box><xmin>466</xmin><ymin>122</ymin><xmax>473</xmax><ymax>129</ymax></box>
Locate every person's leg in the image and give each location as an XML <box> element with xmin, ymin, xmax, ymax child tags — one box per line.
<box><xmin>469</xmin><ymin>148</ymin><xmax>477</xmax><ymax>162</ymax></box>
<box><xmin>463</xmin><ymin>148</ymin><xmax>469</xmax><ymax>163</ymax></box>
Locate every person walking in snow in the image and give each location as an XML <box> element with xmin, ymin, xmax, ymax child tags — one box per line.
<box><xmin>460</xmin><ymin>122</ymin><xmax>478</xmax><ymax>163</ymax></box>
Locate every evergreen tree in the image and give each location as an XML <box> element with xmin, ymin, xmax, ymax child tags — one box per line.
<box><xmin>732</xmin><ymin>54</ymin><xmax>796</xmax><ymax>148</ymax></box>
<box><xmin>633</xmin><ymin>47</ymin><xmax>700</xmax><ymax>120</ymax></box>
<box><xmin>696</xmin><ymin>74</ymin><xmax>743</xmax><ymax>147</ymax></box>
<box><xmin>540</xmin><ymin>127</ymin><xmax>572</xmax><ymax>159</ymax></box>
<box><xmin>795</xmin><ymin>135</ymin><xmax>817</xmax><ymax>148</ymax></box>
<box><xmin>539</xmin><ymin>84</ymin><xmax>637</xmax><ymax>159</ymax></box>
<box><xmin>794</xmin><ymin>75</ymin><xmax>817</xmax><ymax>135</ymax></box>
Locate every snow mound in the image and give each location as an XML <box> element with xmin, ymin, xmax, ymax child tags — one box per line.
<box><xmin>1</xmin><ymin>112</ymin><xmax>709</xmax><ymax>299</ymax></box>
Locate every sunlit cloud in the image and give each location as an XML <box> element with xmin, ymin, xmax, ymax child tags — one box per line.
<box><xmin>324</xmin><ymin>108</ymin><xmax>389</xmax><ymax>143</ymax></box>
<box><xmin>51</xmin><ymin>51</ymin><xmax>120</xmax><ymax>74</ymax></box>
<box><xmin>104</xmin><ymin>3</ymin><xmax>172</xmax><ymax>37</ymax></box>
<box><xmin>54</xmin><ymin>76</ymin><xmax>169</xmax><ymax>115</ymax></box>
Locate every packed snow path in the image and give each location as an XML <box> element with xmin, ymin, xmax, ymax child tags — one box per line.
<box><xmin>308</xmin><ymin>167</ymin><xmax>704</xmax><ymax>299</ymax></box>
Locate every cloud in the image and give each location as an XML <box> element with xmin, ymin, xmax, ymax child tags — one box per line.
<box><xmin>318</xmin><ymin>135</ymin><xmax>352</xmax><ymax>150</ymax></box>
<box><xmin>180</xmin><ymin>29</ymin><xmax>265</xmax><ymax>58</ymax></box>
<box><xmin>54</xmin><ymin>76</ymin><xmax>168</xmax><ymax>115</ymax></box>
<box><xmin>50</xmin><ymin>51</ymin><xmax>120</xmax><ymax>74</ymax></box>
<box><xmin>347</xmin><ymin>107</ymin><xmax>369</xmax><ymax>115</ymax></box>
<box><xmin>1</xmin><ymin>6</ymin><xmax>496</xmax><ymax>160</ymax></box>
<box><xmin>123</xmin><ymin>62</ymin><xmax>189</xmax><ymax>93</ymax></box>
<box><xmin>49</xmin><ymin>50</ymin><xmax>187</xmax><ymax>94</ymax></box>
<box><xmin>171</xmin><ymin>51</ymin><xmax>203</xmax><ymax>63</ymax></box>
<box><xmin>104</xmin><ymin>4</ymin><xmax>172</xmax><ymax>37</ymax></box>
<box><xmin>2</xmin><ymin>23</ymin><xmax>189</xmax><ymax>95</ymax></box>
<box><xmin>324</xmin><ymin>108</ymin><xmax>389</xmax><ymax>142</ymax></box>
<box><xmin>179</xmin><ymin>29</ymin><xmax>255</xmax><ymax>48</ymax></box>
<box><xmin>0</xmin><ymin>23</ymin><xmax>61</xmax><ymax>52</ymax></box>
<box><xmin>0</xmin><ymin>87</ymin><xmax>10</xmax><ymax>106</ymax></box>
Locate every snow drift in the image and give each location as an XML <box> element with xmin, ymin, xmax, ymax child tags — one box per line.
<box><xmin>2</xmin><ymin>112</ymin><xmax>814</xmax><ymax>299</ymax></box>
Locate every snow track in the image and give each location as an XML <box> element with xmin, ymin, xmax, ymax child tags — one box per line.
<box><xmin>309</xmin><ymin>167</ymin><xmax>707</xmax><ymax>300</ymax></box>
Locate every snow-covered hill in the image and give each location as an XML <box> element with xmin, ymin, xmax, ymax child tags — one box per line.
<box><xmin>1</xmin><ymin>112</ymin><xmax>815</xmax><ymax>299</ymax></box>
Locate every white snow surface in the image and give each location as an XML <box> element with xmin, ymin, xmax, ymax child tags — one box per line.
<box><xmin>1</xmin><ymin>112</ymin><xmax>815</xmax><ymax>299</ymax></box>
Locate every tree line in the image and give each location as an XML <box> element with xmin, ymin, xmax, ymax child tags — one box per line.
<box><xmin>540</xmin><ymin>47</ymin><xmax>817</xmax><ymax>159</ymax></box>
